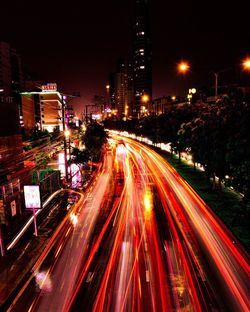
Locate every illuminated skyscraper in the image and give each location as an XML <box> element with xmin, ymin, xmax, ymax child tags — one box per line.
<box><xmin>113</xmin><ymin>59</ymin><xmax>133</xmax><ymax>119</ymax></box>
<box><xmin>133</xmin><ymin>0</ymin><xmax>152</xmax><ymax>117</ymax></box>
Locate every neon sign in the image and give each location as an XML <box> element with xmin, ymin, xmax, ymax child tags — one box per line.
<box><xmin>41</xmin><ymin>83</ymin><xmax>57</xmax><ymax>92</ymax></box>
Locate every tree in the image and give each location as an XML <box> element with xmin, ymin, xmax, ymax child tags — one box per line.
<box><xmin>83</xmin><ymin>122</ymin><xmax>107</xmax><ymax>161</ymax></box>
<box><xmin>69</xmin><ymin>147</ymin><xmax>90</xmax><ymax>180</ymax></box>
<box><xmin>35</xmin><ymin>152</ymin><xmax>50</xmax><ymax>169</ymax></box>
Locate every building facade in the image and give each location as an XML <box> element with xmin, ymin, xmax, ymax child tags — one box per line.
<box><xmin>111</xmin><ymin>59</ymin><xmax>134</xmax><ymax>119</ymax></box>
<box><xmin>21</xmin><ymin>83</ymin><xmax>63</xmax><ymax>133</ymax></box>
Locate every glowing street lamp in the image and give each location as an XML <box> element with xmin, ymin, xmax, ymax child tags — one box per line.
<box><xmin>178</xmin><ymin>61</ymin><xmax>190</xmax><ymax>74</ymax></box>
<box><xmin>142</xmin><ymin>94</ymin><xmax>149</xmax><ymax>103</ymax></box>
<box><xmin>242</xmin><ymin>58</ymin><xmax>250</xmax><ymax>70</ymax></box>
<box><xmin>214</xmin><ymin>58</ymin><xmax>250</xmax><ymax>98</ymax></box>
<box><xmin>140</xmin><ymin>94</ymin><xmax>150</xmax><ymax>116</ymax></box>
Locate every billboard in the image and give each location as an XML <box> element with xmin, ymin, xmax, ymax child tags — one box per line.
<box><xmin>24</xmin><ymin>185</ymin><xmax>41</xmax><ymax>209</ymax></box>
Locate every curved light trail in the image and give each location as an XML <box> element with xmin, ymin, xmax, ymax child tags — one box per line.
<box><xmin>8</xmin><ymin>134</ymin><xmax>250</xmax><ymax>312</ymax></box>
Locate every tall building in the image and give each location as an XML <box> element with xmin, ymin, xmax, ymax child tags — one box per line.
<box><xmin>112</xmin><ymin>59</ymin><xmax>133</xmax><ymax>119</ymax></box>
<box><xmin>0</xmin><ymin>42</ymin><xmax>23</xmax><ymax>181</ymax></box>
<box><xmin>21</xmin><ymin>83</ymin><xmax>63</xmax><ymax>133</ymax></box>
<box><xmin>133</xmin><ymin>0</ymin><xmax>152</xmax><ymax>117</ymax></box>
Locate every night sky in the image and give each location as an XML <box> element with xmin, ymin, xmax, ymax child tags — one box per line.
<box><xmin>1</xmin><ymin>0</ymin><xmax>249</xmax><ymax>115</ymax></box>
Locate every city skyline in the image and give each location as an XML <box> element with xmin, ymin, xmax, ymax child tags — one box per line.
<box><xmin>0</xmin><ymin>1</ymin><xmax>250</xmax><ymax>309</ymax></box>
<box><xmin>1</xmin><ymin>0</ymin><xmax>249</xmax><ymax>113</ymax></box>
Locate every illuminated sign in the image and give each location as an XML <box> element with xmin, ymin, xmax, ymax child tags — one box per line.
<box><xmin>41</xmin><ymin>83</ymin><xmax>57</xmax><ymax>92</ymax></box>
<box><xmin>24</xmin><ymin>185</ymin><xmax>41</xmax><ymax>209</ymax></box>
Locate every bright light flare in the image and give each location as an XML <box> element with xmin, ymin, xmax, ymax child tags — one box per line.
<box><xmin>35</xmin><ymin>270</ymin><xmax>52</xmax><ymax>292</ymax></box>
<box><xmin>242</xmin><ymin>58</ymin><xmax>250</xmax><ymax>70</ymax></box>
<box><xmin>143</xmin><ymin>189</ymin><xmax>153</xmax><ymax>220</ymax></box>
<box><xmin>142</xmin><ymin>94</ymin><xmax>149</xmax><ymax>103</ymax></box>
<box><xmin>178</xmin><ymin>61</ymin><xmax>190</xmax><ymax>73</ymax></box>
<box><xmin>70</xmin><ymin>213</ymin><xmax>78</xmax><ymax>226</ymax></box>
<box><xmin>117</xmin><ymin>143</ymin><xmax>126</xmax><ymax>156</ymax></box>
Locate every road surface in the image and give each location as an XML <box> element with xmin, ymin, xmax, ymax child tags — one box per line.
<box><xmin>8</xmin><ymin>135</ymin><xmax>250</xmax><ymax>312</ymax></box>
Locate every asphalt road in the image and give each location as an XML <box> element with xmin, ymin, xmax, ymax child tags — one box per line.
<box><xmin>7</xmin><ymin>135</ymin><xmax>250</xmax><ymax>312</ymax></box>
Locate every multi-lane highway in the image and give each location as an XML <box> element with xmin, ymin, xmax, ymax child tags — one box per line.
<box><xmin>8</xmin><ymin>134</ymin><xmax>250</xmax><ymax>311</ymax></box>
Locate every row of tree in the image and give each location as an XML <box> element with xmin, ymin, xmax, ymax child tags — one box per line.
<box><xmin>104</xmin><ymin>89</ymin><xmax>250</xmax><ymax>206</ymax></box>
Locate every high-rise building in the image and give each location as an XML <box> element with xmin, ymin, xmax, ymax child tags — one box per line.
<box><xmin>0</xmin><ymin>42</ymin><xmax>23</xmax><ymax>181</ymax></box>
<box><xmin>133</xmin><ymin>0</ymin><xmax>152</xmax><ymax>117</ymax></box>
<box><xmin>112</xmin><ymin>59</ymin><xmax>134</xmax><ymax>119</ymax></box>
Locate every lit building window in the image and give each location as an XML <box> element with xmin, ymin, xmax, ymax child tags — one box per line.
<box><xmin>140</xmin><ymin>66</ymin><xmax>145</xmax><ymax>69</ymax></box>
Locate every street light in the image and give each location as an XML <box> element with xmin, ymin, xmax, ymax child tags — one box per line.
<box><xmin>177</xmin><ymin>61</ymin><xmax>190</xmax><ymax>74</ymax></box>
<box><xmin>142</xmin><ymin>94</ymin><xmax>149</xmax><ymax>103</ymax></box>
<box><xmin>53</xmin><ymin>91</ymin><xmax>79</xmax><ymax>185</ymax></box>
<box><xmin>242</xmin><ymin>58</ymin><xmax>250</xmax><ymax>70</ymax></box>
<box><xmin>140</xmin><ymin>94</ymin><xmax>150</xmax><ymax>116</ymax></box>
<box><xmin>214</xmin><ymin>72</ymin><xmax>219</xmax><ymax>99</ymax></box>
<box><xmin>211</xmin><ymin>58</ymin><xmax>250</xmax><ymax>98</ymax></box>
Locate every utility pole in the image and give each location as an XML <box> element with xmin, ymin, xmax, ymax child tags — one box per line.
<box><xmin>61</xmin><ymin>96</ymin><xmax>68</xmax><ymax>182</ymax></box>
<box><xmin>214</xmin><ymin>72</ymin><xmax>218</xmax><ymax>99</ymax></box>
<box><xmin>61</xmin><ymin>92</ymin><xmax>80</xmax><ymax>183</ymax></box>
<box><xmin>85</xmin><ymin>104</ymin><xmax>96</xmax><ymax>124</ymax></box>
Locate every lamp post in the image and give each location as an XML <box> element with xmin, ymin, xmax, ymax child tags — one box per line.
<box><xmin>141</xmin><ymin>94</ymin><xmax>149</xmax><ymax>116</ymax></box>
<box><xmin>212</xmin><ymin>69</ymin><xmax>229</xmax><ymax>100</ymax></box>
<box><xmin>106</xmin><ymin>84</ymin><xmax>110</xmax><ymax>111</ymax></box>
<box><xmin>177</xmin><ymin>61</ymin><xmax>191</xmax><ymax>102</ymax></box>
<box><xmin>60</xmin><ymin>92</ymin><xmax>80</xmax><ymax>184</ymax></box>
<box><xmin>61</xmin><ymin>97</ymin><xmax>69</xmax><ymax>183</ymax></box>
<box><xmin>214</xmin><ymin>59</ymin><xmax>250</xmax><ymax>99</ymax></box>
<box><xmin>214</xmin><ymin>72</ymin><xmax>219</xmax><ymax>99</ymax></box>
<box><xmin>177</xmin><ymin>58</ymin><xmax>250</xmax><ymax>103</ymax></box>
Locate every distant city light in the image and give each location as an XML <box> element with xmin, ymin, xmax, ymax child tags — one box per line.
<box><xmin>189</xmin><ymin>88</ymin><xmax>196</xmax><ymax>94</ymax></box>
<box><xmin>92</xmin><ymin>114</ymin><xmax>101</xmax><ymax>120</ymax></box>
